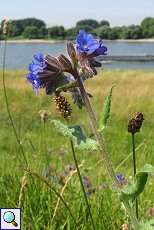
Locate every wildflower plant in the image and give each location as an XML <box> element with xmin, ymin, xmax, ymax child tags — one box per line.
<box><xmin>25</xmin><ymin>29</ymin><xmax>154</xmax><ymax>229</ymax></box>
<box><xmin>2</xmin><ymin>20</ymin><xmax>154</xmax><ymax>229</ymax></box>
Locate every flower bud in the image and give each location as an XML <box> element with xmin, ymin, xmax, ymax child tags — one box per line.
<box><xmin>45</xmin><ymin>55</ymin><xmax>62</xmax><ymax>74</ymax></box>
<box><xmin>58</xmin><ymin>54</ymin><xmax>73</xmax><ymax>73</ymax></box>
<box><xmin>67</xmin><ymin>42</ymin><xmax>77</xmax><ymax>64</ymax></box>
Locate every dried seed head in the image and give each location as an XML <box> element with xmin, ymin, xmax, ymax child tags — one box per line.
<box><xmin>146</xmin><ymin>206</ymin><xmax>154</xmax><ymax>218</ymax></box>
<box><xmin>39</xmin><ymin>110</ymin><xmax>49</xmax><ymax>122</ymax></box>
<box><xmin>18</xmin><ymin>172</ymin><xmax>28</xmax><ymax>208</ymax></box>
<box><xmin>128</xmin><ymin>112</ymin><xmax>144</xmax><ymax>134</ymax></box>
<box><xmin>3</xmin><ymin>19</ymin><xmax>9</xmax><ymax>35</ymax></box>
<box><xmin>54</xmin><ymin>94</ymin><xmax>72</xmax><ymax>119</ymax></box>
<box><xmin>122</xmin><ymin>222</ymin><xmax>130</xmax><ymax>230</ymax></box>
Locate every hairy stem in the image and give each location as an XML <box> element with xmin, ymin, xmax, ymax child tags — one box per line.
<box><xmin>2</xmin><ymin>37</ymin><xmax>28</xmax><ymax>167</ymax></box>
<box><xmin>70</xmin><ymin>140</ymin><xmax>96</xmax><ymax>230</ymax></box>
<box><xmin>75</xmin><ymin>73</ymin><xmax>140</xmax><ymax>228</ymax></box>
<box><xmin>76</xmin><ymin>74</ymin><xmax>117</xmax><ymax>184</ymax></box>
<box><xmin>132</xmin><ymin>134</ymin><xmax>139</xmax><ymax>219</ymax></box>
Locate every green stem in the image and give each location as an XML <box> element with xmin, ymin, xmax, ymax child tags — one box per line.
<box><xmin>76</xmin><ymin>74</ymin><xmax>117</xmax><ymax>185</ymax></box>
<box><xmin>70</xmin><ymin>140</ymin><xmax>96</xmax><ymax>230</ymax></box>
<box><xmin>2</xmin><ymin>36</ymin><xmax>28</xmax><ymax>167</ymax></box>
<box><xmin>122</xmin><ymin>199</ymin><xmax>140</xmax><ymax>229</ymax></box>
<box><xmin>132</xmin><ymin>134</ymin><xmax>139</xmax><ymax>219</ymax></box>
<box><xmin>74</xmin><ymin>72</ymin><xmax>140</xmax><ymax>227</ymax></box>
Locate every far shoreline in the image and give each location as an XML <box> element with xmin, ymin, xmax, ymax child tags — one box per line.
<box><xmin>0</xmin><ymin>39</ymin><xmax>66</xmax><ymax>44</ymax></box>
<box><xmin>1</xmin><ymin>38</ymin><xmax>154</xmax><ymax>44</ymax></box>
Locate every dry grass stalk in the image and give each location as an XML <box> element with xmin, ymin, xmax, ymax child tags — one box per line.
<box><xmin>18</xmin><ymin>172</ymin><xmax>28</xmax><ymax>208</ymax></box>
<box><xmin>51</xmin><ymin>162</ymin><xmax>83</xmax><ymax>223</ymax></box>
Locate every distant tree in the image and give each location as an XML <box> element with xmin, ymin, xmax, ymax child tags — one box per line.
<box><xmin>141</xmin><ymin>17</ymin><xmax>154</xmax><ymax>29</ymax></box>
<box><xmin>66</xmin><ymin>25</ymin><xmax>95</xmax><ymax>40</ymax></box>
<box><xmin>38</xmin><ymin>26</ymin><xmax>48</xmax><ymax>38</ymax></box>
<box><xmin>97</xmin><ymin>26</ymin><xmax>111</xmax><ymax>39</ymax></box>
<box><xmin>122</xmin><ymin>25</ymin><xmax>142</xmax><ymax>39</ymax></box>
<box><xmin>76</xmin><ymin>19</ymin><xmax>99</xmax><ymax>29</ymax></box>
<box><xmin>99</xmin><ymin>20</ymin><xmax>110</xmax><ymax>27</ymax></box>
<box><xmin>130</xmin><ymin>25</ymin><xmax>143</xmax><ymax>39</ymax></box>
<box><xmin>109</xmin><ymin>27</ymin><xmax>121</xmax><ymax>39</ymax></box>
<box><xmin>141</xmin><ymin>17</ymin><xmax>154</xmax><ymax>38</ymax></box>
<box><xmin>66</xmin><ymin>27</ymin><xmax>79</xmax><ymax>40</ymax></box>
<box><xmin>23</xmin><ymin>26</ymin><xmax>39</xmax><ymax>39</ymax></box>
<box><xmin>48</xmin><ymin>26</ymin><xmax>66</xmax><ymax>39</ymax></box>
<box><xmin>21</xmin><ymin>18</ymin><xmax>46</xmax><ymax>29</ymax></box>
<box><xmin>0</xmin><ymin>27</ymin><xmax>3</xmax><ymax>40</ymax></box>
<box><xmin>1</xmin><ymin>18</ymin><xmax>46</xmax><ymax>38</ymax></box>
<box><xmin>111</xmin><ymin>27</ymin><xmax>123</xmax><ymax>39</ymax></box>
<box><xmin>95</xmin><ymin>26</ymin><xmax>122</xmax><ymax>40</ymax></box>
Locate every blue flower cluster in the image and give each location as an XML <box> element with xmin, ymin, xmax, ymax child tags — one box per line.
<box><xmin>26</xmin><ymin>30</ymin><xmax>108</xmax><ymax>95</ymax></box>
<box><xmin>27</xmin><ymin>53</ymin><xmax>46</xmax><ymax>93</ymax></box>
<box><xmin>76</xmin><ymin>30</ymin><xmax>107</xmax><ymax>56</ymax></box>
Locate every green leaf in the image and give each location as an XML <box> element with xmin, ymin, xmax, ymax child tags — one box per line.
<box><xmin>149</xmin><ymin>219</ymin><xmax>154</xmax><ymax>226</ymax></box>
<box><xmin>69</xmin><ymin>125</ymin><xmax>87</xmax><ymax>144</ymax></box>
<box><xmin>140</xmin><ymin>220</ymin><xmax>154</xmax><ymax>230</ymax></box>
<box><xmin>50</xmin><ymin>120</ymin><xmax>75</xmax><ymax>140</ymax></box>
<box><xmin>120</xmin><ymin>164</ymin><xmax>154</xmax><ymax>203</ymax></box>
<box><xmin>50</xmin><ymin>120</ymin><xmax>98</xmax><ymax>151</ymax></box>
<box><xmin>99</xmin><ymin>85</ymin><xmax>114</xmax><ymax>131</ymax></box>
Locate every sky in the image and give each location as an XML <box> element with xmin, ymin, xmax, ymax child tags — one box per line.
<box><xmin>0</xmin><ymin>0</ymin><xmax>154</xmax><ymax>28</ymax></box>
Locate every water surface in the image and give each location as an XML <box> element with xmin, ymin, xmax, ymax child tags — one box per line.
<box><xmin>0</xmin><ymin>41</ymin><xmax>154</xmax><ymax>70</ymax></box>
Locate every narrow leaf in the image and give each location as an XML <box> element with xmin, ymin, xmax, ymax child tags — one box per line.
<box><xmin>99</xmin><ymin>85</ymin><xmax>114</xmax><ymax>131</ymax></box>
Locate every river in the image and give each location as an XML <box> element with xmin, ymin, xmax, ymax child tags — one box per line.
<box><xmin>0</xmin><ymin>40</ymin><xmax>154</xmax><ymax>70</ymax></box>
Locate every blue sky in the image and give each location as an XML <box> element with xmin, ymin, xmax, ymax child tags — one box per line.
<box><xmin>0</xmin><ymin>0</ymin><xmax>154</xmax><ymax>28</ymax></box>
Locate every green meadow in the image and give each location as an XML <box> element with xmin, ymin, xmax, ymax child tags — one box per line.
<box><xmin>0</xmin><ymin>69</ymin><xmax>154</xmax><ymax>229</ymax></box>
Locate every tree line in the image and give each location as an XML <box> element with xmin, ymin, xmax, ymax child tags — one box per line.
<box><xmin>0</xmin><ymin>17</ymin><xmax>154</xmax><ymax>40</ymax></box>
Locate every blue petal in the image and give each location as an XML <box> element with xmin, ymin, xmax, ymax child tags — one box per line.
<box><xmin>76</xmin><ymin>30</ymin><xmax>87</xmax><ymax>46</ymax></box>
<box><xmin>34</xmin><ymin>53</ymin><xmax>44</xmax><ymax>62</ymax></box>
<box><xmin>88</xmin><ymin>42</ymin><xmax>100</xmax><ymax>50</ymax></box>
<box><xmin>86</xmin><ymin>34</ymin><xmax>94</xmax><ymax>43</ymax></box>
<box><xmin>95</xmin><ymin>46</ymin><xmax>107</xmax><ymax>56</ymax></box>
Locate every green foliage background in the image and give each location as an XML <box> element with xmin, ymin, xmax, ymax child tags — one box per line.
<box><xmin>1</xmin><ymin>17</ymin><xmax>154</xmax><ymax>40</ymax></box>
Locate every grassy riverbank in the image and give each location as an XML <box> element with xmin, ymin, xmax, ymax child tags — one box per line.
<box><xmin>0</xmin><ymin>69</ymin><xmax>154</xmax><ymax>229</ymax></box>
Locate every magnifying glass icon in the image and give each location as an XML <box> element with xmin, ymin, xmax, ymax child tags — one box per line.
<box><xmin>3</xmin><ymin>211</ymin><xmax>18</xmax><ymax>227</ymax></box>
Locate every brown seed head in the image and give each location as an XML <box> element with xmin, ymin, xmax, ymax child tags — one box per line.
<box><xmin>128</xmin><ymin>112</ymin><xmax>144</xmax><ymax>134</ymax></box>
<box><xmin>3</xmin><ymin>19</ymin><xmax>9</xmax><ymax>35</ymax></box>
<box><xmin>146</xmin><ymin>206</ymin><xmax>154</xmax><ymax>218</ymax></box>
<box><xmin>54</xmin><ymin>94</ymin><xmax>72</xmax><ymax>119</ymax></box>
<box><xmin>39</xmin><ymin>110</ymin><xmax>49</xmax><ymax>123</ymax></box>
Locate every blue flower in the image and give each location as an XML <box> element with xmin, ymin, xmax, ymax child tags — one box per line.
<box><xmin>82</xmin><ymin>176</ymin><xmax>91</xmax><ymax>188</ymax></box>
<box><xmin>27</xmin><ymin>53</ymin><xmax>46</xmax><ymax>93</ymax></box>
<box><xmin>76</xmin><ymin>30</ymin><xmax>107</xmax><ymax>56</ymax></box>
<box><xmin>116</xmin><ymin>173</ymin><xmax>127</xmax><ymax>185</ymax></box>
